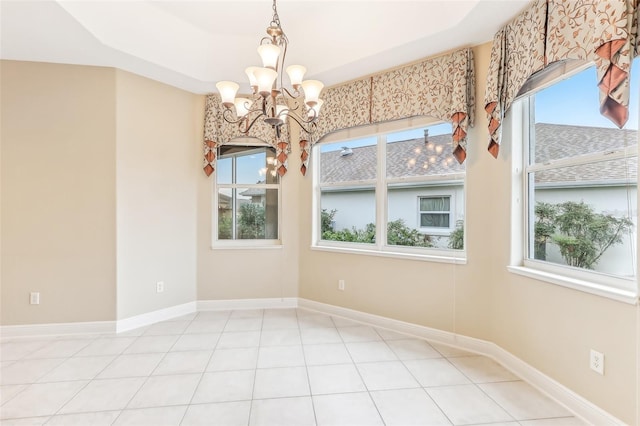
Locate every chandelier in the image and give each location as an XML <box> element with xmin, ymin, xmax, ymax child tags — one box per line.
<box><xmin>215</xmin><ymin>0</ymin><xmax>324</xmax><ymax>140</ymax></box>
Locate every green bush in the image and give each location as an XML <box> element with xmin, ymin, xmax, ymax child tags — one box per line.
<box><xmin>448</xmin><ymin>220</ymin><xmax>464</xmax><ymax>250</ymax></box>
<box><xmin>321</xmin><ymin>214</ymin><xmax>433</xmax><ymax>247</ymax></box>
<box><xmin>535</xmin><ymin>201</ymin><xmax>633</xmax><ymax>269</ymax></box>
<box><xmin>238</xmin><ymin>203</ymin><xmax>265</xmax><ymax>239</ymax></box>
<box><xmin>387</xmin><ymin>219</ymin><xmax>432</xmax><ymax>247</ymax></box>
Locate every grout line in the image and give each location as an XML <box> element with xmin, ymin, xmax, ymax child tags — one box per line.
<box><xmin>295</xmin><ymin>308</ymin><xmax>318</xmax><ymax>426</ymax></box>
<box><xmin>176</xmin><ymin>309</ymin><xmax>230</xmax><ymax>426</ymax></box>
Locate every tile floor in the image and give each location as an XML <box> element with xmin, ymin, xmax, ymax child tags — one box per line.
<box><xmin>0</xmin><ymin>308</ymin><xmax>585</xmax><ymax>425</ymax></box>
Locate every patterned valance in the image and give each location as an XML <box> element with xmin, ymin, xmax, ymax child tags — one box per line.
<box><xmin>484</xmin><ymin>0</ymin><xmax>640</xmax><ymax>158</ymax></box>
<box><xmin>299</xmin><ymin>48</ymin><xmax>475</xmax><ymax>175</ymax></box>
<box><xmin>204</xmin><ymin>48</ymin><xmax>475</xmax><ymax>177</ymax></box>
<box><xmin>203</xmin><ymin>94</ymin><xmax>291</xmax><ymax>177</ymax></box>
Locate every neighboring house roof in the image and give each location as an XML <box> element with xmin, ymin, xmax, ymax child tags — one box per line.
<box><xmin>534</xmin><ymin>123</ymin><xmax>637</xmax><ymax>186</ymax></box>
<box><xmin>319</xmin><ymin>123</ymin><xmax>637</xmax><ymax>186</ymax></box>
<box><xmin>240</xmin><ymin>188</ymin><xmax>266</xmax><ymax>197</ymax></box>
<box><xmin>320</xmin><ymin>133</ymin><xmax>463</xmax><ymax>183</ymax></box>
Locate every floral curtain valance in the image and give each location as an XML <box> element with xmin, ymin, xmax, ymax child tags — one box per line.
<box><xmin>203</xmin><ymin>94</ymin><xmax>291</xmax><ymax>177</ymax></box>
<box><xmin>299</xmin><ymin>48</ymin><xmax>475</xmax><ymax>175</ymax></box>
<box><xmin>484</xmin><ymin>0</ymin><xmax>640</xmax><ymax>158</ymax></box>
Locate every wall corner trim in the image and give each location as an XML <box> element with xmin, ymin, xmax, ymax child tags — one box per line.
<box><xmin>0</xmin><ymin>321</ymin><xmax>116</xmax><ymax>339</ymax></box>
<box><xmin>297</xmin><ymin>298</ymin><xmax>624</xmax><ymax>426</ymax></box>
<box><xmin>197</xmin><ymin>297</ymin><xmax>298</xmax><ymax>311</ymax></box>
<box><xmin>116</xmin><ymin>301</ymin><xmax>197</xmax><ymax>333</ymax></box>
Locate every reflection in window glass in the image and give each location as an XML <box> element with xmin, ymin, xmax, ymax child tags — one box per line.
<box><xmin>216</xmin><ymin>145</ymin><xmax>279</xmax><ymax>241</ymax></box>
<box><xmin>317</xmin><ymin>123</ymin><xmax>465</xmax><ymax>251</ymax></box>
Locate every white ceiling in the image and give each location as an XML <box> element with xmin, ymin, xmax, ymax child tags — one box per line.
<box><xmin>0</xmin><ymin>0</ymin><xmax>529</xmax><ymax>94</ymax></box>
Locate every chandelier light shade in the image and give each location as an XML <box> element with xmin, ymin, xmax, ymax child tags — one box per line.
<box><xmin>216</xmin><ymin>81</ymin><xmax>239</xmax><ymax>108</ymax></box>
<box><xmin>215</xmin><ymin>0</ymin><xmax>324</xmax><ymax>140</ymax></box>
<box><xmin>285</xmin><ymin>65</ymin><xmax>306</xmax><ymax>88</ymax></box>
<box><xmin>300</xmin><ymin>80</ymin><xmax>324</xmax><ymax>106</ymax></box>
<box><xmin>234</xmin><ymin>97</ymin><xmax>252</xmax><ymax>117</ymax></box>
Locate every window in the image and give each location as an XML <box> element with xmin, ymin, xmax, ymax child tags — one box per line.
<box><xmin>214</xmin><ymin>144</ymin><xmax>280</xmax><ymax>245</ymax></box>
<box><xmin>314</xmin><ymin>122</ymin><xmax>465</xmax><ymax>259</ymax></box>
<box><xmin>419</xmin><ymin>196</ymin><xmax>451</xmax><ymax>228</ymax></box>
<box><xmin>512</xmin><ymin>60</ymin><xmax>638</xmax><ymax>300</ymax></box>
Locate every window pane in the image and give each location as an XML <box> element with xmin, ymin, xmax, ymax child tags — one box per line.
<box><xmin>236</xmin><ymin>151</ymin><xmax>267</xmax><ymax>184</ymax></box>
<box><xmin>215</xmin><ymin>145</ymin><xmax>280</xmax><ymax>242</ymax></box>
<box><xmin>319</xmin><ymin>137</ymin><xmax>377</xmax><ymax>184</ymax></box>
<box><xmin>527</xmin><ymin>60</ymin><xmax>638</xmax><ymax>280</ymax></box>
<box><xmin>320</xmin><ymin>188</ymin><xmax>376</xmax><ymax>244</ymax></box>
<box><xmin>386</xmin><ymin>127</ymin><xmax>464</xmax><ymax>249</ymax></box>
<box><xmin>387</xmin><ymin>127</ymin><xmax>463</xmax><ymax>179</ymax></box>
<box><xmin>420</xmin><ymin>197</ymin><xmax>450</xmax><ymax>212</ymax></box>
<box><xmin>234</xmin><ymin>188</ymin><xmax>278</xmax><ymax>240</ymax></box>
<box><xmin>420</xmin><ymin>213</ymin><xmax>450</xmax><ymax>228</ymax></box>
<box><xmin>217</xmin><ymin>157</ymin><xmax>232</xmax><ymax>184</ymax></box>
<box><xmin>528</xmin><ymin>158</ymin><xmax>637</xmax><ymax>277</ymax></box>
<box><xmin>217</xmin><ymin>188</ymin><xmax>233</xmax><ymax>239</ymax></box>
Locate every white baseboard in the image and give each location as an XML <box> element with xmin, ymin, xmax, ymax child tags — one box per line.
<box><xmin>298</xmin><ymin>298</ymin><xmax>623</xmax><ymax>426</ymax></box>
<box><xmin>116</xmin><ymin>301</ymin><xmax>197</xmax><ymax>333</ymax></box>
<box><xmin>0</xmin><ymin>321</ymin><xmax>116</xmax><ymax>339</ymax></box>
<box><xmin>197</xmin><ymin>297</ymin><xmax>297</xmax><ymax>311</ymax></box>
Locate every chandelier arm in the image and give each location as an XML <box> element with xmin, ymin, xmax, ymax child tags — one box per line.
<box><xmin>280</xmin><ymin>86</ymin><xmax>301</xmax><ymax>99</ymax></box>
<box><xmin>286</xmin><ymin>110</ymin><xmax>318</xmax><ymax>134</ymax></box>
<box><xmin>221</xmin><ymin>107</ymin><xmax>248</xmax><ymax>125</ymax></box>
<box><xmin>243</xmin><ymin>111</ymin><xmax>268</xmax><ymax>135</ymax></box>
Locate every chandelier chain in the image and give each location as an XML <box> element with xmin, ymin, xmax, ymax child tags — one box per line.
<box><xmin>271</xmin><ymin>0</ymin><xmax>281</xmax><ymax>29</ymax></box>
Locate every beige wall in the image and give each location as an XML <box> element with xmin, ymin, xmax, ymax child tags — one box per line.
<box><xmin>115</xmin><ymin>70</ymin><xmax>201</xmax><ymax>319</ymax></box>
<box><xmin>1</xmin><ymin>61</ymin><xmax>117</xmax><ymax>324</ymax></box>
<box><xmin>2</xmin><ymin>45</ymin><xmax>638</xmax><ymax>423</ymax></box>
<box><xmin>196</xmin><ymin>148</ymin><xmax>300</xmax><ymax>301</ymax></box>
<box><xmin>297</xmin><ymin>44</ymin><xmax>639</xmax><ymax>424</ymax></box>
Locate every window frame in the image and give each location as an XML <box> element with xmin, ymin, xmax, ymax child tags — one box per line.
<box><xmin>508</xmin><ymin>63</ymin><xmax>639</xmax><ymax>303</ymax></box>
<box><xmin>312</xmin><ymin>125</ymin><xmax>466</xmax><ymax>263</ymax></box>
<box><xmin>212</xmin><ymin>141</ymin><xmax>282</xmax><ymax>249</ymax></box>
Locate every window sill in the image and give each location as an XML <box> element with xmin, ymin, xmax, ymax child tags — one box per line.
<box><xmin>211</xmin><ymin>241</ymin><xmax>283</xmax><ymax>250</ymax></box>
<box><xmin>311</xmin><ymin>244</ymin><xmax>466</xmax><ymax>264</ymax></box>
<box><xmin>507</xmin><ymin>265</ymin><xmax>638</xmax><ymax>305</ymax></box>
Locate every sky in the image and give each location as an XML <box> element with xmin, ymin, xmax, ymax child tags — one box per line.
<box><xmin>535</xmin><ymin>60</ymin><xmax>639</xmax><ymax>130</ymax></box>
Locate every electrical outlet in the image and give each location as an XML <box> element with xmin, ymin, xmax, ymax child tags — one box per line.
<box><xmin>156</xmin><ymin>281</ymin><xmax>165</xmax><ymax>293</ymax></box>
<box><xmin>590</xmin><ymin>349</ymin><xmax>604</xmax><ymax>375</ymax></box>
<box><xmin>338</xmin><ymin>279</ymin><xmax>345</xmax><ymax>291</ymax></box>
<box><xmin>29</xmin><ymin>292</ymin><xmax>40</xmax><ymax>305</ymax></box>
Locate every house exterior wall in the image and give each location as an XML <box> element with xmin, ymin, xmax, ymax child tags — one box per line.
<box><xmin>321</xmin><ymin>185</ymin><xmax>465</xmax><ymax>248</ymax></box>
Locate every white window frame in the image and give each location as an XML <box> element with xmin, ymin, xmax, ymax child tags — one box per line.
<box><xmin>312</xmin><ymin>126</ymin><xmax>466</xmax><ymax>264</ymax></box>
<box><xmin>507</xmin><ymin>63</ymin><xmax>639</xmax><ymax>304</ymax></box>
<box><xmin>212</xmin><ymin>141</ymin><xmax>282</xmax><ymax>249</ymax></box>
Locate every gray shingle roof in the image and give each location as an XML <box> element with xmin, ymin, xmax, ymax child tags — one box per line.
<box><xmin>318</xmin><ymin>123</ymin><xmax>637</xmax><ymax>186</ymax></box>
<box><xmin>534</xmin><ymin>123</ymin><xmax>637</xmax><ymax>186</ymax></box>
<box><xmin>320</xmin><ymin>133</ymin><xmax>463</xmax><ymax>183</ymax></box>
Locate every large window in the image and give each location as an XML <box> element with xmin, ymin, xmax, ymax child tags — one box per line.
<box><xmin>314</xmin><ymin>123</ymin><xmax>465</xmax><ymax>258</ymax></box>
<box><xmin>214</xmin><ymin>144</ymin><xmax>280</xmax><ymax>245</ymax></box>
<box><xmin>514</xmin><ymin>60</ymin><xmax>638</xmax><ymax>299</ymax></box>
